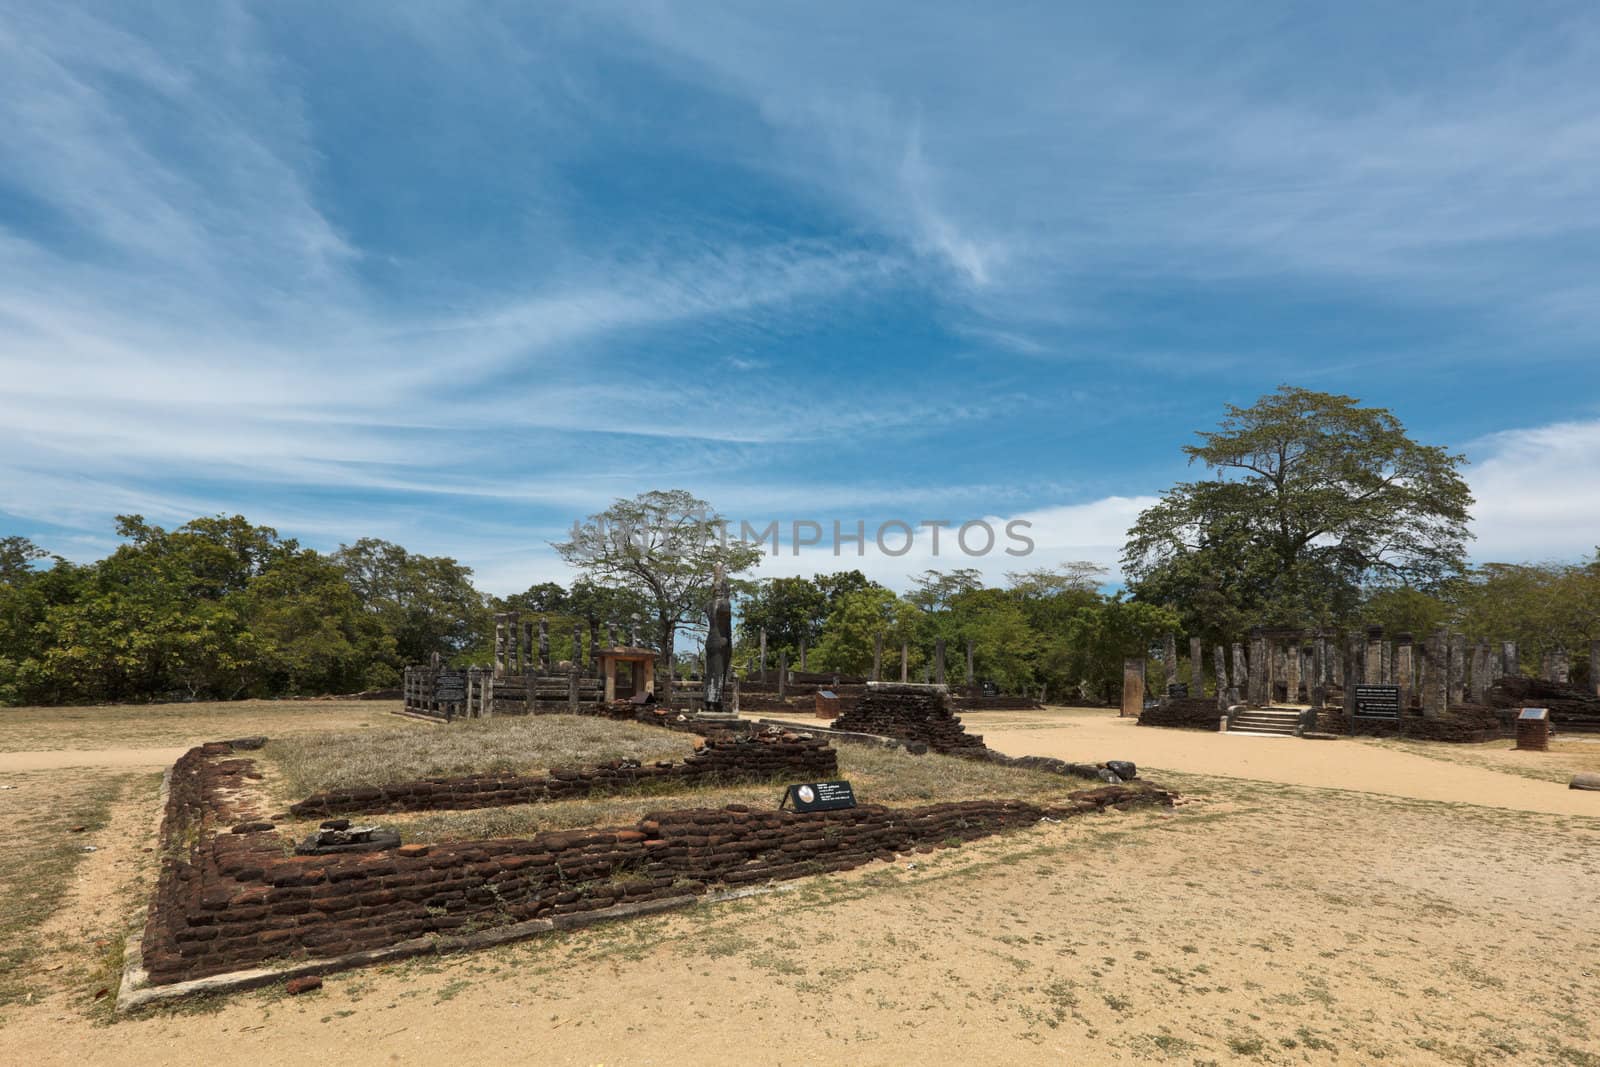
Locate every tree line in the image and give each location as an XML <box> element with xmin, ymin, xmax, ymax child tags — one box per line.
<box><xmin>3</xmin><ymin>388</ymin><xmax>1594</xmax><ymax>706</ymax></box>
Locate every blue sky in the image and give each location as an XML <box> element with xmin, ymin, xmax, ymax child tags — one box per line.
<box><xmin>3</xmin><ymin>2</ymin><xmax>1599</xmax><ymax>593</ymax></box>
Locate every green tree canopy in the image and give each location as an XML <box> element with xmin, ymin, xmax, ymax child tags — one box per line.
<box><xmin>553</xmin><ymin>490</ymin><xmax>762</xmax><ymax>674</ymax></box>
<box><xmin>1124</xmin><ymin>386</ymin><xmax>1473</xmax><ymax>638</ymax></box>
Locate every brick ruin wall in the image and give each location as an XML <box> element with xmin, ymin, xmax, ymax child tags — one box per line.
<box><xmin>141</xmin><ymin>740</ymin><xmax>1172</xmax><ymax>986</ymax></box>
<box><xmin>1312</xmin><ymin>704</ymin><xmax>1505</xmax><ymax>742</ymax></box>
<box><xmin>1488</xmin><ymin>677</ymin><xmax>1600</xmax><ymax>732</ymax></box>
<box><xmin>831</xmin><ymin>683</ymin><xmax>989</xmax><ymax>755</ymax></box>
<box><xmin>1137</xmin><ymin>697</ymin><xmax>1223</xmax><ymax>731</ymax></box>
<box><xmin>289</xmin><ymin>733</ymin><xmax>838</xmax><ymax>817</ymax></box>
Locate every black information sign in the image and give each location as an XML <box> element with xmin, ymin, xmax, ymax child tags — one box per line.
<box><xmin>780</xmin><ymin>780</ymin><xmax>857</xmax><ymax>813</ymax></box>
<box><xmin>434</xmin><ymin>670</ymin><xmax>467</xmax><ymax>702</ymax></box>
<box><xmin>1353</xmin><ymin>684</ymin><xmax>1401</xmax><ymax>719</ymax></box>
<box><xmin>1167</xmin><ymin>682</ymin><xmax>1189</xmax><ymax>698</ymax></box>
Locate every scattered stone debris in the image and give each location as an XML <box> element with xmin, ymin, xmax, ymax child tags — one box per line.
<box><xmin>285</xmin><ymin>976</ymin><xmax>323</xmax><ymax>996</ymax></box>
<box><xmin>230</xmin><ymin>820</ymin><xmax>275</xmax><ymax>834</ymax></box>
<box><xmin>294</xmin><ymin>824</ymin><xmax>401</xmax><ymax>855</ymax></box>
<box><xmin>1571</xmin><ymin>773</ymin><xmax>1600</xmax><ymax>791</ymax></box>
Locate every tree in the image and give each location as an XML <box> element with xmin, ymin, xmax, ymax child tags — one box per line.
<box><xmin>1061</xmin><ymin>597</ymin><xmax>1181</xmax><ymax>704</ymax></box>
<box><xmin>332</xmin><ymin>538</ymin><xmax>488</xmax><ymax>669</ymax></box>
<box><xmin>1124</xmin><ymin>386</ymin><xmax>1473</xmax><ymax>636</ymax></box>
<box><xmin>735</xmin><ymin>571</ymin><xmax>878</xmax><ymax>665</ymax></box>
<box><xmin>906</xmin><ymin>568</ymin><xmax>985</xmax><ymax>612</ymax></box>
<box><xmin>552</xmin><ymin>490</ymin><xmax>762</xmax><ymax>678</ymax></box>
<box><xmin>809</xmin><ymin>587</ymin><xmax>925</xmax><ymax>676</ymax></box>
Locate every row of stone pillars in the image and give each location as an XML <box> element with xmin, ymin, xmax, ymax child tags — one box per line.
<box><xmin>1155</xmin><ymin>625</ymin><xmax>1584</xmax><ymax>717</ymax></box>
<box><xmin>493</xmin><ymin>611</ymin><xmax>650</xmax><ymax>680</ymax></box>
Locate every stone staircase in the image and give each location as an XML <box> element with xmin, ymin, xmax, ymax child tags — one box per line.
<box><xmin>1228</xmin><ymin>707</ymin><xmax>1302</xmax><ymax>737</ymax></box>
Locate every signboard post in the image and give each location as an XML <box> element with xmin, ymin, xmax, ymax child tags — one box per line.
<box><xmin>780</xmin><ymin>780</ymin><xmax>857</xmax><ymax>813</ymax></box>
<box><xmin>1353</xmin><ymin>684</ymin><xmax>1401</xmax><ymax>719</ymax></box>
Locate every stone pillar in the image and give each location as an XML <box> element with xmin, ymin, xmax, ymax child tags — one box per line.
<box><xmin>1271</xmin><ymin>639</ymin><xmax>1286</xmax><ymax>703</ymax></box>
<box><xmin>1448</xmin><ymin>633</ymin><xmax>1467</xmax><ymax>705</ymax></box>
<box><xmin>1231</xmin><ymin>642</ymin><xmax>1247</xmax><ymax>706</ymax></box>
<box><xmin>493</xmin><ymin>614</ymin><xmax>507</xmax><ymax>677</ymax></box>
<box><xmin>1311</xmin><ymin>635</ymin><xmax>1327</xmax><ymax>707</ymax></box>
<box><xmin>1592</xmin><ymin>640</ymin><xmax>1600</xmax><ymax>698</ymax></box>
<box><xmin>1301</xmin><ymin>644</ymin><xmax>1314</xmax><ymax>700</ymax></box>
<box><xmin>758</xmin><ymin>629</ymin><xmax>768</xmax><ymax>682</ymax></box>
<box><xmin>872</xmin><ymin>633</ymin><xmax>883</xmax><ymax>682</ymax></box>
<box><xmin>537</xmin><ymin>616</ymin><xmax>549</xmax><ymax>674</ymax></box>
<box><xmin>965</xmin><ymin>638</ymin><xmax>975</xmax><ymax>689</ymax></box>
<box><xmin>1469</xmin><ymin>642</ymin><xmax>1490</xmax><ymax>704</ymax></box>
<box><xmin>1190</xmin><ymin>637</ymin><xmax>1205</xmax><ymax>696</ymax></box>
<box><xmin>1365</xmin><ymin>626</ymin><xmax>1384</xmax><ymax>685</ymax></box>
<box><xmin>1214</xmin><ymin>644</ymin><xmax>1230</xmax><ymax>711</ymax></box>
<box><xmin>1342</xmin><ymin>632</ymin><xmax>1362</xmax><ymax>726</ymax></box>
<box><xmin>588</xmin><ymin>620</ymin><xmax>599</xmax><ymax>675</ymax></box>
<box><xmin>567</xmin><ymin>667</ymin><xmax>579</xmax><ymax>712</ymax></box>
<box><xmin>1381</xmin><ymin>640</ymin><xmax>1393</xmax><ymax>685</ymax></box>
<box><xmin>1121</xmin><ymin>658</ymin><xmax>1145</xmax><ymax>718</ymax></box>
<box><xmin>1502</xmin><ymin>641</ymin><xmax>1519</xmax><ymax>679</ymax></box>
<box><xmin>778</xmin><ymin>651</ymin><xmax>788</xmax><ymax>699</ymax></box>
<box><xmin>934</xmin><ymin>638</ymin><xmax>946</xmax><ymax>686</ymax></box>
<box><xmin>1421</xmin><ymin>628</ymin><xmax>1448</xmax><ymax>719</ymax></box>
<box><xmin>629</xmin><ymin>620</ymin><xmax>639</xmax><ymax>647</ymax></box>
<box><xmin>1247</xmin><ymin>628</ymin><xmax>1266</xmax><ymax>705</ymax></box>
<box><xmin>1395</xmin><ymin>633</ymin><xmax>1414</xmax><ymax>712</ymax></box>
<box><xmin>1331</xmin><ymin>642</ymin><xmax>1344</xmax><ymax>687</ymax></box>
<box><xmin>799</xmin><ymin>636</ymin><xmax>807</xmax><ymax>672</ymax></box>
<box><xmin>573</xmin><ymin>623</ymin><xmax>584</xmax><ymax>670</ymax></box>
<box><xmin>1284</xmin><ymin>636</ymin><xmax>1301</xmax><ymax>705</ymax></box>
<box><xmin>1163</xmin><ymin>633</ymin><xmax>1178</xmax><ymax>692</ymax></box>
<box><xmin>1553</xmin><ymin>647</ymin><xmax>1571</xmax><ymax>684</ymax></box>
<box><xmin>900</xmin><ymin>642</ymin><xmax>909</xmax><ymax>683</ymax></box>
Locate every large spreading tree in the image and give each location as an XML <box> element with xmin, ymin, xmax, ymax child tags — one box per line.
<box><xmin>552</xmin><ymin>490</ymin><xmax>762</xmax><ymax>677</ymax></box>
<box><xmin>1123</xmin><ymin>386</ymin><xmax>1473</xmax><ymax>638</ymax></box>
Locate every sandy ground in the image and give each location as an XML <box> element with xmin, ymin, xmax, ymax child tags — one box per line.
<box><xmin>962</xmin><ymin>707</ymin><xmax>1600</xmax><ymax>816</ymax></box>
<box><xmin>2</xmin><ymin>701</ymin><xmax>1598</xmax><ymax>1065</ymax></box>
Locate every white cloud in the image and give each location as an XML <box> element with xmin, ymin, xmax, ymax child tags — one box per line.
<box><xmin>1466</xmin><ymin>419</ymin><xmax>1600</xmax><ymax>564</ymax></box>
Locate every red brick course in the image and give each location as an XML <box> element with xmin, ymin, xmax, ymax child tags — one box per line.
<box><xmin>142</xmin><ymin>740</ymin><xmax>1173</xmax><ymax>986</ymax></box>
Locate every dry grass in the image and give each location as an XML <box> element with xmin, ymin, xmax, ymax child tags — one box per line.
<box><xmin>263</xmin><ymin>715</ymin><xmax>699</xmax><ymax>799</ymax></box>
<box><xmin>326</xmin><ymin>742</ymin><xmax>1097</xmax><ymax>845</ymax></box>
<box><xmin>0</xmin><ymin>699</ymin><xmax>402</xmax><ymax>752</ymax></box>
<box><xmin>0</xmin><ymin>767</ymin><xmax>133</xmax><ymax>1013</ymax></box>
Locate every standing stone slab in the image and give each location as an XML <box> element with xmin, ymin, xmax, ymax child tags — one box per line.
<box><xmin>1553</xmin><ymin>647</ymin><xmax>1571</xmax><ymax>685</ymax></box>
<box><xmin>934</xmin><ymin>637</ymin><xmax>946</xmax><ymax>686</ymax></box>
<box><xmin>1502</xmin><ymin>640</ymin><xmax>1519</xmax><ymax>680</ymax></box>
<box><xmin>1231</xmin><ymin>642</ymin><xmax>1247</xmax><ymax>706</ymax></box>
<box><xmin>1284</xmin><ymin>637</ymin><xmax>1301</xmax><ymax>705</ymax></box>
<box><xmin>1448</xmin><ymin>633</ymin><xmax>1467</xmax><ymax>706</ymax></box>
<box><xmin>1121</xmin><ymin>658</ymin><xmax>1145</xmax><ymax>718</ymax></box>
<box><xmin>1395</xmin><ymin>634</ymin><xmax>1414</xmax><ymax>713</ymax></box>
<box><xmin>1421</xmin><ymin>628</ymin><xmax>1448</xmax><ymax>719</ymax></box>
<box><xmin>1190</xmin><ymin>637</ymin><xmax>1205</xmax><ymax>697</ymax></box>
<box><xmin>1214</xmin><ymin>644</ymin><xmax>1230</xmax><ymax>711</ymax></box>
<box><xmin>1366</xmin><ymin>626</ymin><xmax>1385</xmax><ymax>685</ymax></box>
<box><xmin>1163</xmin><ymin>633</ymin><xmax>1178</xmax><ymax>693</ymax></box>
<box><xmin>1469</xmin><ymin>642</ymin><xmax>1490</xmax><ymax>704</ymax></box>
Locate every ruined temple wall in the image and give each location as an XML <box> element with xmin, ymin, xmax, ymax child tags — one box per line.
<box><xmin>140</xmin><ymin>741</ymin><xmax>1170</xmax><ymax>986</ymax></box>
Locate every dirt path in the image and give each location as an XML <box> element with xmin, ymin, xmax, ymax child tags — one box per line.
<box><xmin>964</xmin><ymin>707</ymin><xmax>1600</xmax><ymax>816</ymax></box>
<box><xmin>0</xmin><ymin>748</ymin><xmax>189</xmax><ymax>772</ymax></box>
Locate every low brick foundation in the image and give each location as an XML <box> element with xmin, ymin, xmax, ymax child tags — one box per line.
<box><xmin>1314</xmin><ymin>704</ymin><xmax>1505</xmax><ymax>742</ymax></box>
<box><xmin>1137</xmin><ymin>697</ymin><xmax>1222</xmax><ymax>730</ymax></box>
<box><xmin>141</xmin><ymin>740</ymin><xmax>1173</xmax><ymax>987</ymax></box>
<box><xmin>289</xmin><ymin>733</ymin><xmax>838</xmax><ymax>817</ymax></box>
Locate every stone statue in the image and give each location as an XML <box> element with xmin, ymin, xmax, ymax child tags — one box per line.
<box><xmin>703</xmin><ymin>564</ymin><xmax>733</xmax><ymax>714</ymax></box>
